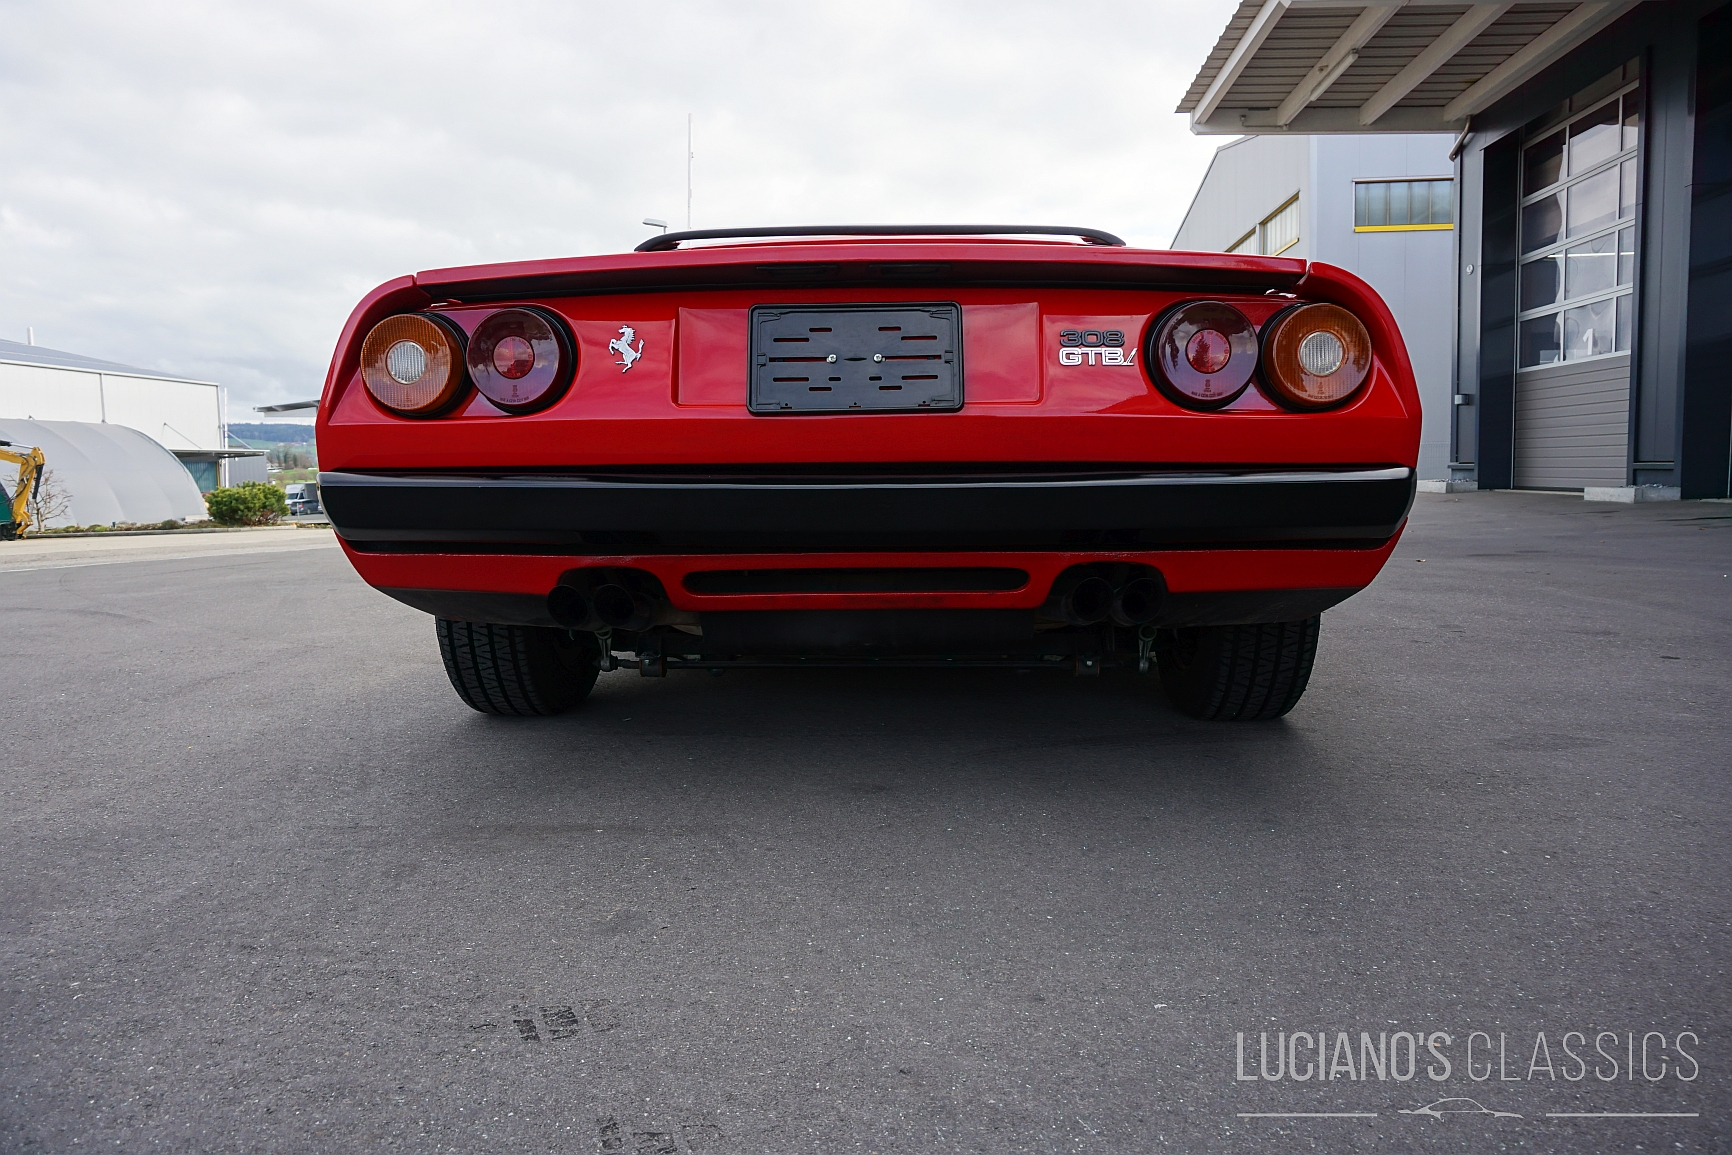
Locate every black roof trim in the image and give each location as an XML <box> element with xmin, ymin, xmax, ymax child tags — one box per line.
<box><xmin>635</xmin><ymin>224</ymin><xmax>1127</xmax><ymax>253</ymax></box>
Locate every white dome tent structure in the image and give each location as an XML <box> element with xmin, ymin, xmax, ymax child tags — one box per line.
<box><xmin>0</xmin><ymin>419</ymin><xmax>207</xmax><ymax>529</ymax></box>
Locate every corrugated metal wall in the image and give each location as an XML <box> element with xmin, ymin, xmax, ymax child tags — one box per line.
<box><xmin>1513</xmin><ymin>353</ymin><xmax>1630</xmax><ymax>487</ymax></box>
<box><xmin>1169</xmin><ymin>134</ymin><xmax>1310</xmax><ymax>256</ymax></box>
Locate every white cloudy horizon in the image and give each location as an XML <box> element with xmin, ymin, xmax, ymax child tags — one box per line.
<box><xmin>0</xmin><ymin>1</ymin><xmax>1237</xmax><ymax>414</ymax></box>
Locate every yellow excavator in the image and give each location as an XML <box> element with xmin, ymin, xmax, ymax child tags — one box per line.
<box><xmin>0</xmin><ymin>440</ymin><xmax>47</xmax><ymax>540</ymax></box>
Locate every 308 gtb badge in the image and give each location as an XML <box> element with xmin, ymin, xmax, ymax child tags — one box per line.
<box><xmin>1057</xmin><ymin>328</ymin><xmax>1137</xmax><ymax>366</ymax></box>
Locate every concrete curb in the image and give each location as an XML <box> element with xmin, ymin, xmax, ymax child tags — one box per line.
<box><xmin>24</xmin><ymin>523</ymin><xmax>331</xmax><ymax>541</ymax></box>
<box><xmin>1583</xmin><ymin>486</ymin><xmax>1682</xmax><ymax>503</ymax></box>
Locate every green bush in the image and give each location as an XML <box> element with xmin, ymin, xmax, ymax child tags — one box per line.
<box><xmin>204</xmin><ymin>482</ymin><xmax>289</xmax><ymax>527</ymax></box>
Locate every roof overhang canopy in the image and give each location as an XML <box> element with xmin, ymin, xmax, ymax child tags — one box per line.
<box><xmin>1178</xmin><ymin>0</ymin><xmax>1642</xmax><ymax>134</ymax></box>
<box><xmin>171</xmin><ymin>448</ymin><xmax>265</xmax><ymax>462</ymax></box>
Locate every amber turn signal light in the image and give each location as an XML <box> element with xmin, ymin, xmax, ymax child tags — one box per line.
<box><xmin>1259</xmin><ymin>303</ymin><xmax>1372</xmax><ymax>410</ymax></box>
<box><xmin>1147</xmin><ymin>301</ymin><xmax>1259</xmax><ymax>410</ymax></box>
<box><xmin>359</xmin><ymin>314</ymin><xmax>469</xmax><ymax>417</ymax></box>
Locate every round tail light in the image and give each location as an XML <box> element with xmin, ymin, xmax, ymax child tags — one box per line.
<box><xmin>1146</xmin><ymin>301</ymin><xmax>1259</xmax><ymax>409</ymax></box>
<box><xmin>466</xmin><ymin>307</ymin><xmax>575</xmax><ymax>413</ymax></box>
<box><xmin>1260</xmin><ymin>303</ymin><xmax>1372</xmax><ymax>409</ymax></box>
<box><xmin>359</xmin><ymin>314</ymin><xmax>469</xmax><ymax>417</ymax></box>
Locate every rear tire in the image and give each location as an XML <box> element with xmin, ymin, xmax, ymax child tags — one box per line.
<box><xmin>1155</xmin><ymin>617</ymin><xmax>1319</xmax><ymax>721</ymax></box>
<box><xmin>436</xmin><ymin>619</ymin><xmax>600</xmax><ymax>716</ymax></box>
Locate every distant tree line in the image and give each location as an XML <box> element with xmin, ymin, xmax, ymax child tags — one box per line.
<box><xmin>267</xmin><ymin>446</ymin><xmax>316</xmax><ymax>470</ymax></box>
<box><xmin>228</xmin><ymin>422</ymin><xmax>314</xmax><ymax>443</ymax></box>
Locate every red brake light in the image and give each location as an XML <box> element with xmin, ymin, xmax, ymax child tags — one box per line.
<box><xmin>492</xmin><ymin>335</ymin><xmax>535</xmax><ymax>380</ymax></box>
<box><xmin>467</xmin><ymin>307</ymin><xmax>576</xmax><ymax>413</ymax></box>
<box><xmin>1147</xmin><ymin>301</ymin><xmax>1258</xmax><ymax>410</ymax></box>
<box><xmin>1185</xmin><ymin>329</ymin><xmax>1232</xmax><ymax>374</ymax></box>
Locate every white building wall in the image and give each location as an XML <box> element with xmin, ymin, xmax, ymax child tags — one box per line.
<box><xmin>0</xmin><ymin>362</ymin><xmax>222</xmax><ymax>449</ymax></box>
<box><xmin>1170</xmin><ymin>133</ymin><xmax>1457</xmax><ymax>479</ymax></box>
<box><xmin>1170</xmin><ymin>134</ymin><xmax>1311</xmax><ymax>257</ymax></box>
<box><xmin>1308</xmin><ymin>135</ymin><xmax>1456</xmax><ymax>480</ymax></box>
<box><xmin>100</xmin><ymin>374</ymin><xmax>222</xmax><ymax>451</ymax></box>
<box><xmin>0</xmin><ymin>363</ymin><xmax>106</xmax><ymax>424</ymax></box>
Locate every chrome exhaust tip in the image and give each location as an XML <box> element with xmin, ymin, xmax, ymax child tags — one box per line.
<box><xmin>547</xmin><ymin>583</ymin><xmax>602</xmax><ymax>631</ymax></box>
<box><xmin>1110</xmin><ymin>577</ymin><xmax>1163</xmax><ymax>627</ymax></box>
<box><xmin>592</xmin><ymin>583</ymin><xmax>656</xmax><ymax>632</ymax></box>
<box><xmin>1042</xmin><ymin>575</ymin><xmax>1114</xmax><ymax>626</ymax></box>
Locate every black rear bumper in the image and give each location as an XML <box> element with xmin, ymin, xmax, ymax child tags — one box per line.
<box><xmin>379</xmin><ymin>588</ymin><xmax>1364</xmax><ymax>635</ymax></box>
<box><xmin>322</xmin><ymin>466</ymin><xmax>1416</xmax><ymax>554</ymax></box>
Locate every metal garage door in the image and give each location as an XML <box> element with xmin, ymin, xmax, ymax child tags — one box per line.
<box><xmin>1514</xmin><ymin>355</ymin><xmax>1631</xmax><ymax>488</ymax></box>
<box><xmin>1513</xmin><ymin>62</ymin><xmax>1641</xmax><ymax>488</ymax></box>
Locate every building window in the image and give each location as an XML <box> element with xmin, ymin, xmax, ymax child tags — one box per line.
<box><xmin>1259</xmin><ymin>195</ymin><xmax>1300</xmax><ymax>255</ymax></box>
<box><xmin>1354</xmin><ymin>179</ymin><xmax>1454</xmax><ymax>231</ymax></box>
<box><xmin>1221</xmin><ymin>195</ymin><xmax>1299</xmax><ymax>257</ymax></box>
<box><xmin>1517</xmin><ymin>61</ymin><xmax>1642</xmax><ymax>369</ymax></box>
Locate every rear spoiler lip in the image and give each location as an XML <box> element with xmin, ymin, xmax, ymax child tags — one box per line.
<box><xmin>411</xmin><ymin>243</ymin><xmax>1308</xmax><ymax>303</ymax></box>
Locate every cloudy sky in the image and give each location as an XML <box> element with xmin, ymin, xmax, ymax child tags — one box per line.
<box><xmin>0</xmin><ymin>1</ymin><xmax>1237</xmax><ymax>413</ymax></box>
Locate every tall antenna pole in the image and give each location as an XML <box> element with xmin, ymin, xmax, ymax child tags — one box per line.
<box><xmin>686</xmin><ymin>113</ymin><xmax>693</xmax><ymax>230</ymax></box>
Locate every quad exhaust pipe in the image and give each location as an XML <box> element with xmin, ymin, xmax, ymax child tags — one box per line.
<box><xmin>545</xmin><ymin>572</ymin><xmax>695</xmax><ymax>680</ymax></box>
<box><xmin>1110</xmin><ymin>578</ymin><xmax>1162</xmax><ymax>626</ymax></box>
<box><xmin>1041</xmin><ymin>571</ymin><xmax>1163</xmax><ymax>627</ymax></box>
<box><xmin>1042</xmin><ymin>575</ymin><xmax>1114</xmax><ymax>626</ymax></box>
<box><xmin>547</xmin><ymin>578</ymin><xmax>665</xmax><ymax>633</ymax></box>
<box><xmin>591</xmin><ymin>583</ymin><xmax>656</xmax><ymax>632</ymax></box>
<box><xmin>547</xmin><ymin>583</ymin><xmax>603</xmax><ymax>630</ymax></box>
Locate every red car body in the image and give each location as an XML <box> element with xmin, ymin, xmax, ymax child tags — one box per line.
<box><xmin>317</xmin><ymin>230</ymin><xmax>1418</xmax><ymax>715</ymax></box>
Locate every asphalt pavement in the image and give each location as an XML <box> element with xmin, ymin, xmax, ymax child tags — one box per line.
<box><xmin>0</xmin><ymin>524</ymin><xmax>337</xmax><ymax>574</ymax></box>
<box><xmin>2</xmin><ymin>493</ymin><xmax>1728</xmax><ymax>1153</ymax></box>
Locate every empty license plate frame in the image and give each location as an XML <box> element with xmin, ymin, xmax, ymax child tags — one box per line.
<box><xmin>748</xmin><ymin>303</ymin><xmax>963</xmax><ymax>414</ymax></box>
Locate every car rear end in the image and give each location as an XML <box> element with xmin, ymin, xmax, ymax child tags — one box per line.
<box><xmin>316</xmin><ymin>230</ymin><xmax>1420</xmax><ymax>719</ymax></box>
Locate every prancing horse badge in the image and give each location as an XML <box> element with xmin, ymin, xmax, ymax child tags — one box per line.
<box><xmin>608</xmin><ymin>325</ymin><xmax>645</xmax><ymax>372</ymax></box>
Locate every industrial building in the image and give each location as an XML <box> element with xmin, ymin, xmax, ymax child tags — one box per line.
<box><xmin>1172</xmin><ymin>132</ymin><xmax>1457</xmax><ymax>480</ymax></box>
<box><xmin>1178</xmin><ymin>0</ymin><xmax>1730</xmax><ymax>500</ymax></box>
<box><xmin>0</xmin><ymin>338</ymin><xmax>263</xmax><ymax>516</ymax></box>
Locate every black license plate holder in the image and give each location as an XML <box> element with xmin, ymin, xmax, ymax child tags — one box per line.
<box><xmin>749</xmin><ymin>303</ymin><xmax>962</xmax><ymax>414</ymax></box>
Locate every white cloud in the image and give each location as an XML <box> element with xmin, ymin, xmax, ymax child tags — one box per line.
<box><xmin>0</xmin><ymin>0</ymin><xmax>1235</xmax><ymax>410</ymax></box>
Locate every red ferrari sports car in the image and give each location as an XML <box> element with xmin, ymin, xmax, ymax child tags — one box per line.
<box><xmin>317</xmin><ymin>225</ymin><xmax>1418</xmax><ymax>721</ymax></box>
